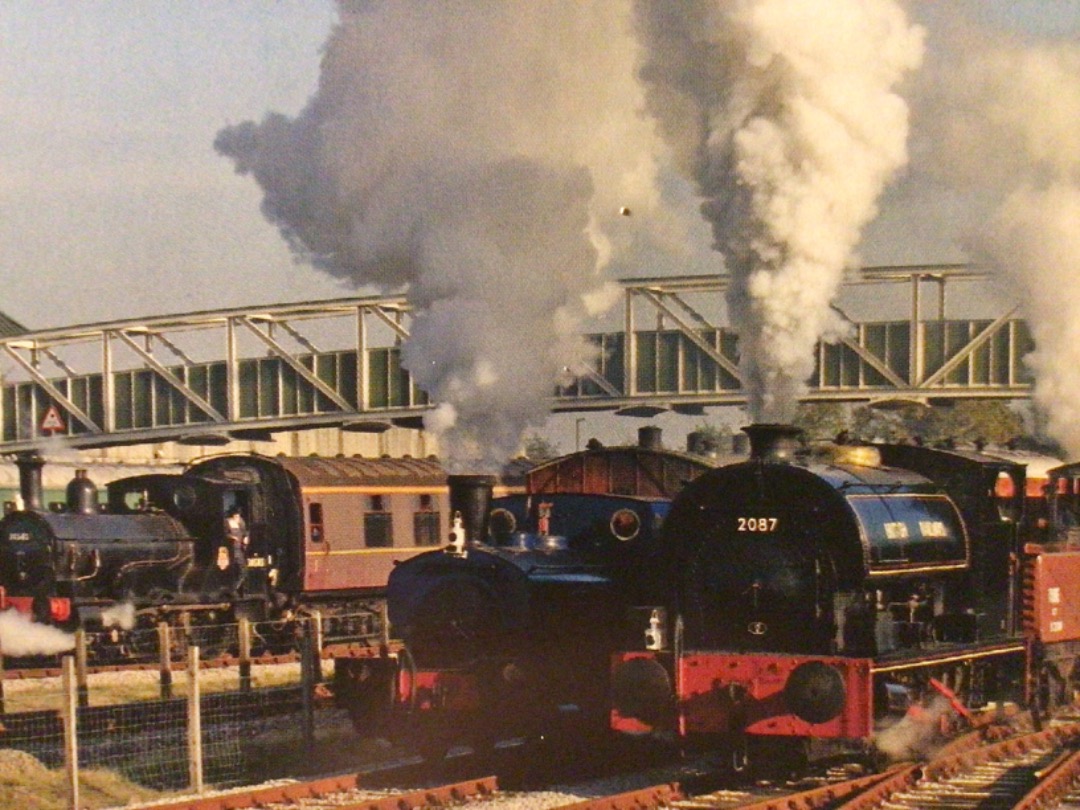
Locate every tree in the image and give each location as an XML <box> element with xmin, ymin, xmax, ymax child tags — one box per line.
<box><xmin>850</xmin><ymin>400</ymin><xmax>1025</xmax><ymax>447</ymax></box>
<box><xmin>920</xmin><ymin>401</ymin><xmax>1023</xmax><ymax>447</ymax></box>
<box><xmin>852</xmin><ymin>403</ymin><xmax>925</xmax><ymax>443</ymax></box>
<box><xmin>793</xmin><ymin>403</ymin><xmax>850</xmax><ymax>442</ymax></box>
<box><xmin>522</xmin><ymin>433</ymin><xmax>560</xmax><ymax>460</ymax></box>
<box><xmin>685</xmin><ymin>422</ymin><xmax>732</xmax><ymax>456</ymax></box>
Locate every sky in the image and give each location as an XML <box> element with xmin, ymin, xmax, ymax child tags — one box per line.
<box><xmin>0</xmin><ymin>0</ymin><xmax>1073</xmax><ymax>331</ymax></box>
<box><xmin>0</xmin><ymin>1</ymin><xmax>345</xmax><ymax>329</ymax></box>
<box><xmin>2</xmin><ymin>1</ymin><xmax>1080</xmax><ymax>457</ymax></box>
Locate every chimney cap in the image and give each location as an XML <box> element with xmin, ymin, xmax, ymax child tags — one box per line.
<box><xmin>743</xmin><ymin>423</ymin><xmax>804</xmax><ymax>462</ymax></box>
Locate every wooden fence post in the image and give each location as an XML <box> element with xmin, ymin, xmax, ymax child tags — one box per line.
<box><xmin>159</xmin><ymin>622</ymin><xmax>173</xmax><ymax>700</ymax></box>
<box><xmin>187</xmin><ymin>645</ymin><xmax>203</xmax><ymax>794</ymax></box>
<box><xmin>62</xmin><ymin>655</ymin><xmax>79</xmax><ymax>810</ymax></box>
<box><xmin>0</xmin><ymin>639</ymin><xmax>6</xmax><ymax>715</ymax></box>
<box><xmin>301</xmin><ymin>619</ymin><xmax>315</xmax><ymax>754</ymax></box>
<box><xmin>75</xmin><ymin>629</ymin><xmax>89</xmax><ymax>708</ymax></box>
<box><xmin>238</xmin><ymin>618</ymin><xmax>252</xmax><ymax>693</ymax></box>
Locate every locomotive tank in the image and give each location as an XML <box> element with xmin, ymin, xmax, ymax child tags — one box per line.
<box><xmin>382</xmin><ymin>473</ymin><xmax>619</xmax><ymax>754</ymax></box>
<box><xmin>661</xmin><ymin>425</ymin><xmax>970</xmax><ymax>657</ymax></box>
<box><xmin>388</xmin><ymin>474</ymin><xmax>617</xmax><ymax>665</ymax></box>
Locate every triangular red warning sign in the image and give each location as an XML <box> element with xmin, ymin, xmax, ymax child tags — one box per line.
<box><xmin>40</xmin><ymin>405</ymin><xmax>67</xmax><ymax>434</ymax></box>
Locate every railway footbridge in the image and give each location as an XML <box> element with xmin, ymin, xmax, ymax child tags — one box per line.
<box><xmin>0</xmin><ymin>265</ymin><xmax>1031</xmax><ymax>453</ymax></box>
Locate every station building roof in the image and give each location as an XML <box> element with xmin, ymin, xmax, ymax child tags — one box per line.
<box><xmin>0</xmin><ymin>310</ymin><xmax>26</xmax><ymax>338</ymax></box>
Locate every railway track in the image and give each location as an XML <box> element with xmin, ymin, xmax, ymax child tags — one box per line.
<box><xmin>558</xmin><ymin>720</ymin><xmax>1080</xmax><ymax>810</ymax></box>
<box><xmin>114</xmin><ymin>772</ymin><xmax>499</xmax><ymax>810</ymax></box>
<box><xmin>86</xmin><ymin>710</ymin><xmax>1080</xmax><ymax>810</ymax></box>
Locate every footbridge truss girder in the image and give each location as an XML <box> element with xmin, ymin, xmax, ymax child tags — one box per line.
<box><xmin>0</xmin><ymin>266</ymin><xmax>1031</xmax><ymax>452</ymax></box>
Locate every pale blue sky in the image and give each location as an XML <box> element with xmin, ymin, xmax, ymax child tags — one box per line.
<box><xmin>1</xmin><ymin>1</ymin><xmax>1078</xmax><ymax>330</ymax></box>
<box><xmin>0</xmin><ymin>1</ymin><xmax>342</xmax><ymax>328</ymax></box>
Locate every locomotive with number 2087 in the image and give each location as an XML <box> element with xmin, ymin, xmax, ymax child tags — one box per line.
<box><xmin>610</xmin><ymin>423</ymin><xmax>1080</xmax><ymax>768</ymax></box>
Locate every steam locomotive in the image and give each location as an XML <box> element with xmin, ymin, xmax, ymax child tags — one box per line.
<box><xmin>337</xmin><ymin>430</ymin><xmax>719</xmax><ymax>756</ymax></box>
<box><xmin>610</xmin><ymin>424</ymin><xmax>1080</xmax><ymax>770</ymax></box>
<box><xmin>0</xmin><ymin>451</ymin><xmax>526</xmax><ymax>657</ymax></box>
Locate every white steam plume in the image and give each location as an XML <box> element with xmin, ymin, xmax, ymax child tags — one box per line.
<box><xmin>633</xmin><ymin>0</ymin><xmax>923</xmax><ymax>421</ymax></box>
<box><xmin>101</xmin><ymin>602</ymin><xmax>136</xmax><ymax>631</ymax></box>
<box><xmin>215</xmin><ymin>2</ymin><xmax>694</xmax><ymax>472</ymax></box>
<box><xmin>0</xmin><ymin>609</ymin><xmax>75</xmax><ymax>657</ymax></box>
<box><xmin>874</xmin><ymin>695</ymin><xmax>952</xmax><ymax>761</ymax></box>
<box><xmin>912</xmin><ymin>28</ymin><xmax>1080</xmax><ymax>456</ymax></box>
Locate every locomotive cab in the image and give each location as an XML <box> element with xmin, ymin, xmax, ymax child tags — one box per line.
<box><xmin>1045</xmin><ymin>462</ymin><xmax>1080</xmax><ymax>547</ymax></box>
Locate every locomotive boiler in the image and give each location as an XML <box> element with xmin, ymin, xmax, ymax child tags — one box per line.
<box><xmin>610</xmin><ymin>423</ymin><xmax>1064</xmax><ymax>769</ymax></box>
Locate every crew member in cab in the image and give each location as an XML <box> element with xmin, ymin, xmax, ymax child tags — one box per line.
<box><xmin>224</xmin><ymin>505</ymin><xmax>249</xmax><ymax>592</ymax></box>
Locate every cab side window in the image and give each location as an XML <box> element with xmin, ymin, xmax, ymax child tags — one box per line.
<box><xmin>414</xmin><ymin>493</ymin><xmax>441</xmax><ymax>547</ymax></box>
<box><xmin>309</xmin><ymin>502</ymin><xmax>324</xmax><ymax>543</ymax></box>
<box><xmin>365</xmin><ymin>494</ymin><xmax>393</xmax><ymax>548</ymax></box>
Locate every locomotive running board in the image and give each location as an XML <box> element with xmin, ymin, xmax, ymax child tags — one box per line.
<box><xmin>872</xmin><ymin>641</ymin><xmax>1026</xmax><ymax>674</ymax></box>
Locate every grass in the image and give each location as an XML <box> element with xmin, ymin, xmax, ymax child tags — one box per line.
<box><xmin>1</xmin><ymin>661</ymin><xmax>306</xmax><ymax>712</ymax></box>
<box><xmin>0</xmin><ymin>749</ymin><xmax>165</xmax><ymax>810</ymax></box>
<box><xmin>0</xmin><ymin>661</ymin><xmax>403</xmax><ymax>810</ymax></box>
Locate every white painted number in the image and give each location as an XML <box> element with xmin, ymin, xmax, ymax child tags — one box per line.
<box><xmin>737</xmin><ymin>517</ymin><xmax>778</xmax><ymax>532</ymax></box>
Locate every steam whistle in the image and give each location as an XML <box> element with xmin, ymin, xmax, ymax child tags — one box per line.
<box><xmin>644</xmin><ymin>608</ymin><xmax>667</xmax><ymax>651</ymax></box>
<box><xmin>447</xmin><ymin>512</ymin><xmax>467</xmax><ymax>557</ymax></box>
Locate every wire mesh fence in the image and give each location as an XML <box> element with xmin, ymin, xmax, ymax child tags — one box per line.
<box><xmin>0</xmin><ymin>610</ymin><xmax>380</xmax><ymax>809</ymax></box>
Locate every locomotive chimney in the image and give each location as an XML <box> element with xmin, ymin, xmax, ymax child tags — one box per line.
<box><xmin>448</xmin><ymin>474</ymin><xmax>496</xmax><ymax>546</ymax></box>
<box><xmin>638</xmin><ymin>426</ymin><xmax>663</xmax><ymax>451</ymax></box>
<box><xmin>66</xmin><ymin>468</ymin><xmax>99</xmax><ymax>515</ymax></box>
<box><xmin>687</xmin><ymin>430</ymin><xmax>719</xmax><ymax>458</ymax></box>
<box><xmin>14</xmin><ymin>452</ymin><xmax>45</xmax><ymax>511</ymax></box>
<box><xmin>743</xmin><ymin>423</ymin><xmax>804</xmax><ymax>463</ymax></box>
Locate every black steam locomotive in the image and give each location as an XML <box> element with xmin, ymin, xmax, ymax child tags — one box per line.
<box><xmin>0</xmin><ymin>451</ymin><xmax>525</xmax><ymax>657</ymax></box>
<box><xmin>338</xmin><ymin>431</ymin><xmax>718</xmax><ymax>756</ymax></box>
<box><xmin>610</xmin><ymin>424</ymin><xmax>1080</xmax><ymax>770</ymax></box>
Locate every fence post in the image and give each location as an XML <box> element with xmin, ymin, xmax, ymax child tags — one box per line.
<box><xmin>300</xmin><ymin>619</ymin><xmax>315</xmax><ymax>754</ymax></box>
<box><xmin>187</xmin><ymin>645</ymin><xmax>204</xmax><ymax>794</ymax></box>
<box><xmin>75</xmin><ymin>629</ymin><xmax>89</xmax><ymax>708</ymax></box>
<box><xmin>62</xmin><ymin>655</ymin><xmax>80</xmax><ymax>810</ymax></box>
<box><xmin>159</xmin><ymin>622</ymin><xmax>173</xmax><ymax>700</ymax></box>
<box><xmin>379</xmin><ymin>601</ymin><xmax>390</xmax><ymax>650</ymax></box>
<box><xmin>0</xmin><ymin>639</ymin><xmax>6</xmax><ymax>715</ymax></box>
<box><xmin>238</xmin><ymin>617</ymin><xmax>252</xmax><ymax>693</ymax></box>
<box><xmin>312</xmin><ymin>610</ymin><xmax>324</xmax><ymax>684</ymax></box>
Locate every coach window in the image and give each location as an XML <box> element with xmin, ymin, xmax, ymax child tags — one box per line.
<box><xmin>365</xmin><ymin>494</ymin><xmax>393</xmax><ymax>548</ymax></box>
<box><xmin>308</xmin><ymin>502</ymin><xmax>324</xmax><ymax>543</ymax></box>
<box><xmin>414</xmin><ymin>493</ymin><xmax>441</xmax><ymax>547</ymax></box>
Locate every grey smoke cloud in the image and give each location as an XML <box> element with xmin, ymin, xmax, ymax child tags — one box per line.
<box><xmin>633</xmin><ymin>0</ymin><xmax>924</xmax><ymax>422</ymax></box>
<box><xmin>916</xmin><ymin>27</ymin><xmax>1080</xmax><ymax>454</ymax></box>
<box><xmin>216</xmin><ymin>0</ymin><xmax>1076</xmax><ymax>452</ymax></box>
<box><xmin>215</xmin><ymin>1</ymin><xmax>703</xmax><ymax>471</ymax></box>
